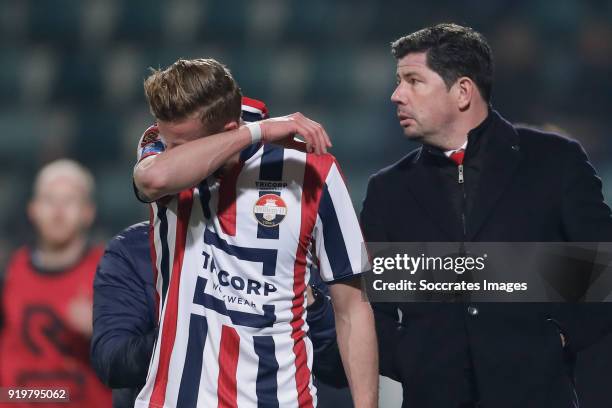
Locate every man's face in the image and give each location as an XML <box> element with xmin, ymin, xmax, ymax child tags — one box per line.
<box><xmin>29</xmin><ymin>176</ymin><xmax>94</xmax><ymax>248</ymax></box>
<box><xmin>156</xmin><ymin>114</ymin><xmax>207</xmax><ymax>150</ymax></box>
<box><xmin>391</xmin><ymin>52</ymin><xmax>457</xmax><ymax>145</ymax></box>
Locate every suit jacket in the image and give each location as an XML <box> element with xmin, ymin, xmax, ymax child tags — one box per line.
<box><xmin>361</xmin><ymin>110</ymin><xmax>612</xmax><ymax>408</ymax></box>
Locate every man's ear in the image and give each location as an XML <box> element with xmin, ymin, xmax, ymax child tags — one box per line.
<box><xmin>223</xmin><ymin>121</ymin><xmax>240</xmax><ymax>132</ymax></box>
<box><xmin>455</xmin><ymin>77</ymin><xmax>475</xmax><ymax>111</ymax></box>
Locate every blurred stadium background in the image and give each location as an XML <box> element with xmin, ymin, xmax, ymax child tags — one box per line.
<box><xmin>2</xmin><ymin>0</ymin><xmax>612</xmax><ymax>263</ymax></box>
<box><xmin>1</xmin><ymin>1</ymin><xmax>611</xmax><ymax>406</ymax></box>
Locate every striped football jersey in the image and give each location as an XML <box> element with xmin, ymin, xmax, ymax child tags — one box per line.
<box><xmin>135</xmin><ymin>98</ymin><xmax>367</xmax><ymax>408</ymax></box>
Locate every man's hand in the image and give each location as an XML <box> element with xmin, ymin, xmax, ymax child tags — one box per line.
<box><xmin>306</xmin><ymin>285</ymin><xmax>315</xmax><ymax>307</ymax></box>
<box><xmin>259</xmin><ymin>113</ymin><xmax>332</xmax><ymax>155</ymax></box>
<box><xmin>560</xmin><ymin>333</ymin><xmax>566</xmax><ymax>348</ymax></box>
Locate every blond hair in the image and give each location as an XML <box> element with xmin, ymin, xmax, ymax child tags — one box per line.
<box><xmin>33</xmin><ymin>159</ymin><xmax>95</xmax><ymax>200</ymax></box>
<box><xmin>144</xmin><ymin>58</ymin><xmax>242</xmax><ymax>133</ymax></box>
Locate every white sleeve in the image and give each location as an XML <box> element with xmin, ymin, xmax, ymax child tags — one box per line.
<box><xmin>134</xmin><ymin>124</ymin><xmax>166</xmax><ymax>203</ymax></box>
<box><xmin>313</xmin><ymin>161</ymin><xmax>369</xmax><ymax>283</ymax></box>
<box><xmin>136</xmin><ymin>124</ymin><xmax>165</xmax><ymax>164</ymax></box>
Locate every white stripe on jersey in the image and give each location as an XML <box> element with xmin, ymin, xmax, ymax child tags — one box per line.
<box><xmin>314</xmin><ymin>162</ymin><xmax>369</xmax><ymax>283</ymax></box>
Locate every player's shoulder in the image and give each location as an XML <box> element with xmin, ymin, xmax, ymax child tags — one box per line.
<box><xmin>262</xmin><ymin>143</ymin><xmax>338</xmax><ymax>167</ymax></box>
<box><xmin>110</xmin><ymin>221</ymin><xmax>150</xmax><ymax>247</ymax></box>
<box><xmin>96</xmin><ymin>222</ymin><xmax>152</xmax><ymax>286</ymax></box>
<box><xmin>136</xmin><ymin>124</ymin><xmax>165</xmax><ymax>163</ymax></box>
<box><xmin>138</xmin><ymin>124</ymin><xmax>160</xmax><ymax>145</ymax></box>
<box><xmin>241</xmin><ymin>96</ymin><xmax>269</xmax><ymax>122</ymax></box>
<box><xmin>256</xmin><ymin>145</ymin><xmax>342</xmax><ymax>187</ymax></box>
<box><xmin>303</xmin><ymin>151</ymin><xmax>341</xmax><ymax>176</ymax></box>
<box><xmin>105</xmin><ymin>221</ymin><xmax>150</xmax><ymax>257</ymax></box>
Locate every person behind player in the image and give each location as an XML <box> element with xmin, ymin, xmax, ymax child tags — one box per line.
<box><xmin>132</xmin><ymin>58</ymin><xmax>378</xmax><ymax>407</ymax></box>
<box><xmin>0</xmin><ymin>159</ymin><xmax>111</xmax><ymax>407</ymax></box>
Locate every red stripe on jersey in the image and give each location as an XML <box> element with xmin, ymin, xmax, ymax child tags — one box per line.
<box><xmin>291</xmin><ymin>153</ymin><xmax>334</xmax><ymax>408</ymax></box>
<box><xmin>218</xmin><ymin>162</ymin><xmax>243</xmax><ymax>236</ymax></box>
<box><xmin>148</xmin><ymin>205</ymin><xmax>161</xmax><ymax>321</ymax></box>
<box><xmin>149</xmin><ymin>189</ymin><xmax>194</xmax><ymax>408</ymax></box>
<box><xmin>241</xmin><ymin>96</ymin><xmax>269</xmax><ymax>118</ymax></box>
<box><xmin>217</xmin><ymin>325</ymin><xmax>240</xmax><ymax>408</ymax></box>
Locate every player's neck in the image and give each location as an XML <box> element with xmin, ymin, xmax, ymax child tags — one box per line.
<box><xmin>35</xmin><ymin>235</ymin><xmax>88</xmax><ymax>270</ymax></box>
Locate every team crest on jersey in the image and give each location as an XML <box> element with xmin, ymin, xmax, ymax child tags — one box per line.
<box><xmin>140</xmin><ymin>126</ymin><xmax>160</xmax><ymax>147</ymax></box>
<box><xmin>253</xmin><ymin>194</ymin><xmax>287</xmax><ymax>227</ymax></box>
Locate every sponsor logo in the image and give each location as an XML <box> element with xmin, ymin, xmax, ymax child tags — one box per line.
<box><xmin>255</xmin><ymin>180</ymin><xmax>288</xmax><ymax>189</ymax></box>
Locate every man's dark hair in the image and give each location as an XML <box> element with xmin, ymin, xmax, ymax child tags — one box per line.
<box><xmin>391</xmin><ymin>23</ymin><xmax>494</xmax><ymax>102</ymax></box>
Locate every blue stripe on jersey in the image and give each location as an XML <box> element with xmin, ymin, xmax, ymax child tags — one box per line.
<box><xmin>204</xmin><ymin>229</ymin><xmax>278</xmax><ymax>276</ymax></box>
<box><xmin>259</xmin><ymin>144</ymin><xmax>284</xmax><ymax>181</ymax></box>
<box><xmin>193</xmin><ymin>276</ymin><xmax>276</xmax><ymax>328</ymax></box>
<box><xmin>240</xmin><ymin>142</ymin><xmax>262</xmax><ymax>163</ymax></box>
<box><xmin>158</xmin><ymin>206</ymin><xmax>170</xmax><ymax>305</ymax></box>
<box><xmin>253</xmin><ymin>336</ymin><xmax>280</xmax><ymax>408</ymax></box>
<box><xmin>198</xmin><ymin>180</ymin><xmax>211</xmax><ymax>219</ymax></box>
<box><xmin>242</xmin><ymin>110</ymin><xmax>265</xmax><ymax>123</ymax></box>
<box><xmin>176</xmin><ymin>314</ymin><xmax>209</xmax><ymax>408</ymax></box>
<box><xmin>318</xmin><ymin>184</ymin><xmax>353</xmax><ymax>281</ymax></box>
<box><xmin>257</xmin><ymin>144</ymin><xmax>284</xmax><ymax>240</ymax></box>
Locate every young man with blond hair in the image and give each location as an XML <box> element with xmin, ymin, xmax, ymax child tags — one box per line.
<box><xmin>132</xmin><ymin>58</ymin><xmax>378</xmax><ymax>408</ymax></box>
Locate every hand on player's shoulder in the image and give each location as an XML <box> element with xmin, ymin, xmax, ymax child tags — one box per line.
<box><xmin>260</xmin><ymin>112</ymin><xmax>332</xmax><ymax>155</ymax></box>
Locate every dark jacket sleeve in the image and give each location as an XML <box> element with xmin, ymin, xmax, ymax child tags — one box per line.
<box><xmin>360</xmin><ymin>175</ymin><xmax>402</xmax><ymax>380</ymax></box>
<box><xmin>561</xmin><ymin>139</ymin><xmax>612</xmax><ymax>241</ymax></box>
<box><xmin>91</xmin><ymin>234</ymin><xmax>157</xmax><ymax>389</ymax></box>
<box><xmin>554</xmin><ymin>139</ymin><xmax>612</xmax><ymax>352</ymax></box>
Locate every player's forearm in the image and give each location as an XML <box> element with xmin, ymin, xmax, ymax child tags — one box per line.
<box><xmin>335</xmin><ymin>301</ymin><xmax>379</xmax><ymax>408</ymax></box>
<box><xmin>134</xmin><ymin>126</ymin><xmax>252</xmax><ymax>201</ymax></box>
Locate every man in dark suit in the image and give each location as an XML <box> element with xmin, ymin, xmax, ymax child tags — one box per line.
<box><xmin>361</xmin><ymin>23</ymin><xmax>612</xmax><ymax>408</ymax></box>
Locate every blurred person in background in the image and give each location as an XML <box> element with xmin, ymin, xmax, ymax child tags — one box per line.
<box><xmin>0</xmin><ymin>159</ymin><xmax>112</xmax><ymax>407</ymax></box>
<box><xmin>361</xmin><ymin>23</ymin><xmax>612</xmax><ymax>408</ymax></box>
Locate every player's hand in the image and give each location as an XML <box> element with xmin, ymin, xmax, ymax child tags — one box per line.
<box><xmin>560</xmin><ymin>333</ymin><xmax>566</xmax><ymax>348</ymax></box>
<box><xmin>306</xmin><ymin>285</ymin><xmax>315</xmax><ymax>307</ymax></box>
<box><xmin>259</xmin><ymin>112</ymin><xmax>332</xmax><ymax>155</ymax></box>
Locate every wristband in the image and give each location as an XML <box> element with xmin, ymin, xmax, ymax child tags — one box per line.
<box><xmin>245</xmin><ymin>122</ymin><xmax>262</xmax><ymax>144</ymax></box>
